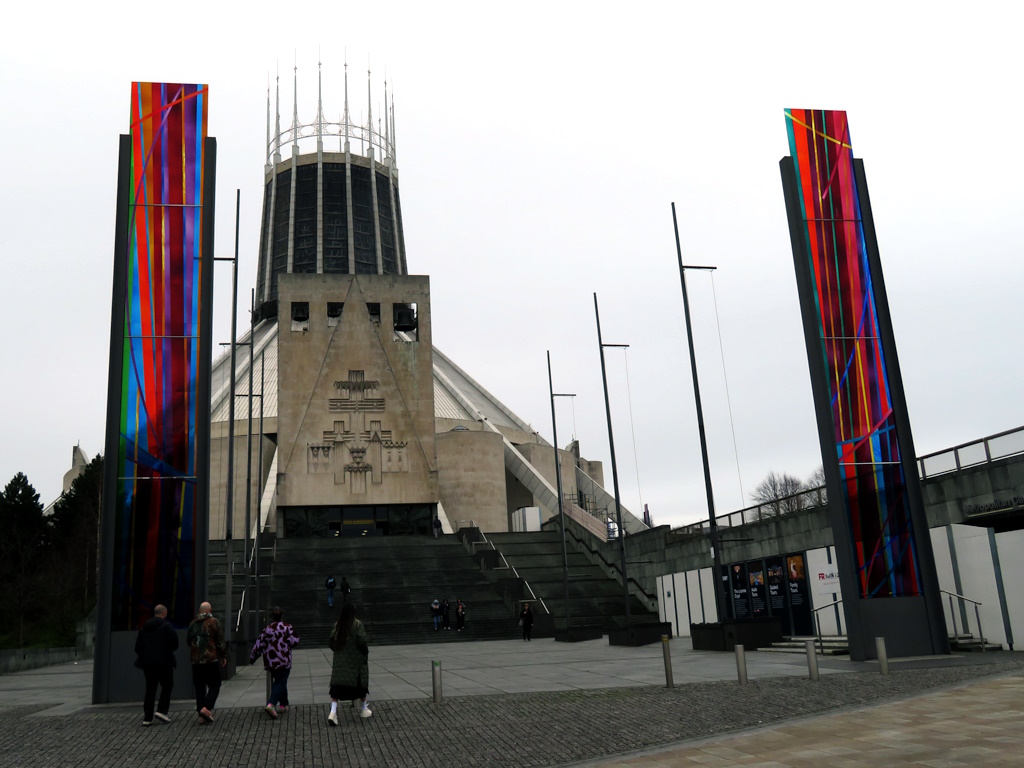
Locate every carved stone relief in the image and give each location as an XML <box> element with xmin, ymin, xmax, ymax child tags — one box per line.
<box><xmin>306</xmin><ymin>370</ymin><xmax>409</xmax><ymax>493</ymax></box>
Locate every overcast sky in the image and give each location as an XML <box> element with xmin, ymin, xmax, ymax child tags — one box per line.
<box><xmin>1</xmin><ymin>3</ymin><xmax>1021</xmax><ymax>528</ymax></box>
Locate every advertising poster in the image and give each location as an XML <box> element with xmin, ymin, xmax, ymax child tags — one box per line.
<box><xmin>747</xmin><ymin>560</ymin><xmax>767</xmax><ymax>617</ymax></box>
<box><xmin>765</xmin><ymin>556</ymin><xmax>790</xmax><ymax>633</ymax></box>
<box><xmin>787</xmin><ymin>552</ymin><xmax>814</xmax><ymax>635</ymax></box>
<box><xmin>731</xmin><ymin>563</ymin><xmax>750</xmax><ymax>619</ymax></box>
<box><xmin>720</xmin><ymin>564</ymin><xmax>732</xmax><ymax>619</ymax></box>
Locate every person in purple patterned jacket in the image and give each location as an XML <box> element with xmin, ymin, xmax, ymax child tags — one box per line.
<box><xmin>249</xmin><ymin>607</ymin><xmax>301</xmax><ymax>719</ymax></box>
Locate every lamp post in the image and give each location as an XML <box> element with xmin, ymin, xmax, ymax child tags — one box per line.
<box><xmin>254</xmin><ymin>348</ymin><xmax>265</xmax><ymax>634</ymax></box>
<box><xmin>222</xmin><ymin>291</ymin><xmax>262</xmax><ymax>643</ymax></box>
<box><xmin>213</xmin><ymin>189</ymin><xmax>241</xmax><ymax>651</ymax></box>
<box><xmin>670</xmin><ymin>202</ymin><xmax>726</xmax><ymax>621</ymax></box>
<box><xmin>547</xmin><ymin>351</ymin><xmax>576</xmax><ymax>641</ymax></box>
<box><xmin>242</xmin><ymin>289</ymin><xmax>255</xmax><ymax>642</ymax></box>
<box><xmin>593</xmin><ymin>293</ymin><xmax>632</xmax><ymax>629</ymax></box>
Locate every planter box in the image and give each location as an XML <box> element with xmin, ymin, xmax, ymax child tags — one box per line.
<box><xmin>554</xmin><ymin>626</ymin><xmax>604</xmax><ymax>643</ymax></box>
<box><xmin>690</xmin><ymin>618</ymin><xmax>783</xmax><ymax>651</ymax></box>
<box><xmin>608</xmin><ymin>622</ymin><xmax>672</xmax><ymax>647</ymax></box>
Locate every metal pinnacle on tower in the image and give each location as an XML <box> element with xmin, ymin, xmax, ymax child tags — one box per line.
<box><xmin>255</xmin><ymin>57</ymin><xmax>408</xmax><ymax>319</ymax></box>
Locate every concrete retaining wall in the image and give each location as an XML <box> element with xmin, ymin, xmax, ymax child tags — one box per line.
<box><xmin>0</xmin><ymin>646</ymin><xmax>93</xmax><ymax>675</ymax></box>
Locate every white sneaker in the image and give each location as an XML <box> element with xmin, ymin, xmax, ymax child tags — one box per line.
<box><xmin>359</xmin><ymin>706</ymin><xmax>372</xmax><ymax>718</ymax></box>
<box><xmin>327</xmin><ymin>711</ymin><xmax>338</xmax><ymax>726</ymax></box>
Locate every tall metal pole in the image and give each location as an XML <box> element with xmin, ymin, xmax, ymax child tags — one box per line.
<box><xmin>223</xmin><ymin>189</ymin><xmax>240</xmax><ymax>647</ymax></box>
<box><xmin>243</xmin><ymin>289</ymin><xmax>255</xmax><ymax>641</ymax></box>
<box><xmin>547</xmin><ymin>352</ymin><xmax>574</xmax><ymax>641</ymax></box>
<box><xmin>670</xmin><ymin>202</ymin><xmax>726</xmax><ymax>621</ymax></box>
<box><xmin>254</xmin><ymin>350</ymin><xmax>265</xmax><ymax>630</ymax></box>
<box><xmin>593</xmin><ymin>294</ymin><xmax>632</xmax><ymax>629</ymax></box>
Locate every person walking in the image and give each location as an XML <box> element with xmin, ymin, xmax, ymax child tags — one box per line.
<box><xmin>432</xmin><ymin>516</ymin><xmax>442</xmax><ymax>539</ymax></box>
<box><xmin>187</xmin><ymin>601</ymin><xmax>227</xmax><ymax>724</ymax></box>
<box><xmin>431</xmin><ymin>599</ymin><xmax>441</xmax><ymax>631</ymax></box>
<box><xmin>249</xmin><ymin>606</ymin><xmax>301</xmax><ymax>719</ymax></box>
<box><xmin>455</xmin><ymin>599</ymin><xmax>466</xmax><ymax>632</ymax></box>
<box><xmin>327</xmin><ymin>603</ymin><xmax>371</xmax><ymax>725</ymax></box>
<box><xmin>340</xmin><ymin>576</ymin><xmax>351</xmax><ymax>603</ymax></box>
<box><xmin>441</xmin><ymin>598</ymin><xmax>451</xmax><ymax>630</ymax></box>
<box><xmin>520</xmin><ymin>602</ymin><xmax>534</xmax><ymax>641</ymax></box>
<box><xmin>134</xmin><ymin>604</ymin><xmax>178</xmax><ymax>726</ymax></box>
<box><xmin>325</xmin><ymin>575</ymin><xmax>336</xmax><ymax>608</ymax></box>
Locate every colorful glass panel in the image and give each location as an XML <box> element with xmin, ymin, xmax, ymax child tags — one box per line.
<box><xmin>111</xmin><ymin>83</ymin><xmax>209</xmax><ymax>629</ymax></box>
<box><xmin>785</xmin><ymin>109</ymin><xmax>921</xmax><ymax>598</ymax></box>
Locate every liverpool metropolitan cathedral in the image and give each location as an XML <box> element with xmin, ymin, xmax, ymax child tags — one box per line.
<box><xmin>208</xmin><ymin>67</ymin><xmax>647</xmax><ymax>544</ymax></box>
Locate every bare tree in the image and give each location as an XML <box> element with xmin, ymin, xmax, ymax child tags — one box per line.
<box><xmin>806</xmin><ymin>465</ymin><xmax>828</xmax><ymax>506</ymax></box>
<box><xmin>751</xmin><ymin>471</ymin><xmax>806</xmax><ymax>517</ymax></box>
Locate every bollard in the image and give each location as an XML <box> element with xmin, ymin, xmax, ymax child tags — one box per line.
<box><xmin>805</xmin><ymin>639</ymin><xmax>819</xmax><ymax>681</ymax></box>
<box><xmin>875</xmin><ymin>637</ymin><xmax>889</xmax><ymax>676</ymax></box>
<box><xmin>661</xmin><ymin>634</ymin><xmax>674</xmax><ymax>689</ymax></box>
<box><xmin>432</xmin><ymin>659</ymin><xmax>443</xmax><ymax>703</ymax></box>
<box><xmin>734</xmin><ymin>644</ymin><xmax>748</xmax><ymax>686</ymax></box>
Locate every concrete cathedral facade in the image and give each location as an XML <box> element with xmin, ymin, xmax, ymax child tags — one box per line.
<box><xmin>206</xmin><ymin>67</ymin><xmax>646</xmax><ymax>544</ymax></box>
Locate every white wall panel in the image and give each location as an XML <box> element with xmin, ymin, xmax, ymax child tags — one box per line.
<box><xmin>697</xmin><ymin>567</ymin><xmax>718</xmax><ymax>624</ymax></box>
<box><xmin>995</xmin><ymin>529</ymin><xmax>1024</xmax><ymax>650</ymax></box>
<box><xmin>930</xmin><ymin>526</ymin><xmax>957</xmax><ymax>633</ymax></box>
<box><xmin>951</xmin><ymin>524</ymin><xmax>1006</xmax><ymax>646</ymax></box>
<box><xmin>806</xmin><ymin>546</ymin><xmax>845</xmax><ymax>635</ymax></box>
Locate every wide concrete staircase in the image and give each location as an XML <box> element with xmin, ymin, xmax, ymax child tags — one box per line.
<box><xmin>481</xmin><ymin>531</ymin><xmax>659</xmax><ymax>635</ymax></box>
<box><xmin>270</xmin><ymin>537</ymin><xmax>516</xmax><ymax>646</ymax></box>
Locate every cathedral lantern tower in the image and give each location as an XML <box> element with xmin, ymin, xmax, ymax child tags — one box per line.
<box><xmin>255</xmin><ymin>61</ymin><xmax>406</xmax><ymax>322</ymax></box>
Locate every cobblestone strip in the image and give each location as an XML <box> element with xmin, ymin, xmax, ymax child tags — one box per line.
<box><xmin>3</xmin><ymin>659</ymin><xmax>1023</xmax><ymax>768</ymax></box>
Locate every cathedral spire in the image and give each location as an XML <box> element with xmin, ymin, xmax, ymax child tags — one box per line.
<box><xmin>274</xmin><ymin>64</ymin><xmax>281</xmax><ymax>163</ymax></box>
<box><xmin>343</xmin><ymin>56</ymin><xmax>350</xmax><ymax>153</ymax></box>
<box><xmin>366</xmin><ymin>65</ymin><xmax>373</xmax><ymax>159</ymax></box>
<box><xmin>317</xmin><ymin>53</ymin><xmax>323</xmax><ymax>149</ymax></box>
<box><xmin>292</xmin><ymin>53</ymin><xmax>299</xmax><ymax>151</ymax></box>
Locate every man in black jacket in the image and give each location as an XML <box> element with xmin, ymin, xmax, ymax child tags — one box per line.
<box><xmin>134</xmin><ymin>604</ymin><xmax>179</xmax><ymax>725</ymax></box>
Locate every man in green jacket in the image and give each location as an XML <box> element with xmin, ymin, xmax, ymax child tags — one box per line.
<box><xmin>187</xmin><ymin>601</ymin><xmax>227</xmax><ymax>723</ymax></box>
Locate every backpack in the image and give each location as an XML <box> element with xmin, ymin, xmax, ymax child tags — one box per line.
<box><xmin>188</xmin><ymin>619</ymin><xmax>209</xmax><ymax>651</ymax></box>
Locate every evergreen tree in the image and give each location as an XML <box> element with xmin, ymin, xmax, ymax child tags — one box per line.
<box><xmin>0</xmin><ymin>473</ymin><xmax>47</xmax><ymax>646</ymax></box>
<box><xmin>48</xmin><ymin>455</ymin><xmax>103</xmax><ymax>641</ymax></box>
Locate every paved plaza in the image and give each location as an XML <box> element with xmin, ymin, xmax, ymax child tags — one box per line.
<box><xmin>0</xmin><ymin>637</ymin><xmax>1021</xmax><ymax>766</ymax></box>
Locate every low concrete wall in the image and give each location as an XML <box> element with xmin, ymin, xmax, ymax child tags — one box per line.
<box><xmin>0</xmin><ymin>646</ymin><xmax>93</xmax><ymax>675</ymax></box>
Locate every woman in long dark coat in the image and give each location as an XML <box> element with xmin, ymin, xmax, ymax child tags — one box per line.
<box><xmin>327</xmin><ymin>603</ymin><xmax>371</xmax><ymax>725</ymax></box>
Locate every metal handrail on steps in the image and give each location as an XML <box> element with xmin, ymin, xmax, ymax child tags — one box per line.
<box><xmin>559</xmin><ymin>518</ymin><xmax>657</xmax><ymax>610</ymax></box>
<box><xmin>811</xmin><ymin>598</ymin><xmax>844</xmax><ymax>656</ymax></box>
<box><xmin>941</xmin><ymin>589</ymin><xmax>985</xmax><ymax>650</ymax></box>
<box><xmin>476</xmin><ymin>539</ymin><xmax>549</xmax><ymax>615</ymax></box>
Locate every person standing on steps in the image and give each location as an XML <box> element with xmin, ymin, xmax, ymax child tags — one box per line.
<box><xmin>520</xmin><ymin>602</ymin><xmax>534</xmax><ymax>641</ymax></box>
<box><xmin>188</xmin><ymin>601</ymin><xmax>227</xmax><ymax>724</ymax></box>
<box><xmin>134</xmin><ymin>603</ymin><xmax>178</xmax><ymax>726</ymax></box>
<box><xmin>441</xmin><ymin>598</ymin><xmax>451</xmax><ymax>630</ymax></box>
<box><xmin>455</xmin><ymin>599</ymin><xmax>466</xmax><ymax>632</ymax></box>
<box><xmin>327</xmin><ymin>603</ymin><xmax>371</xmax><ymax>725</ymax></box>
<box><xmin>249</xmin><ymin>606</ymin><xmax>301</xmax><ymax>719</ymax></box>
<box><xmin>325</xmin><ymin>574</ymin><xmax>336</xmax><ymax>608</ymax></box>
<box><xmin>432</xmin><ymin>516</ymin><xmax>442</xmax><ymax>539</ymax></box>
<box><xmin>340</xmin><ymin>576</ymin><xmax>351</xmax><ymax>604</ymax></box>
<box><xmin>431</xmin><ymin>599</ymin><xmax>441</xmax><ymax>630</ymax></box>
